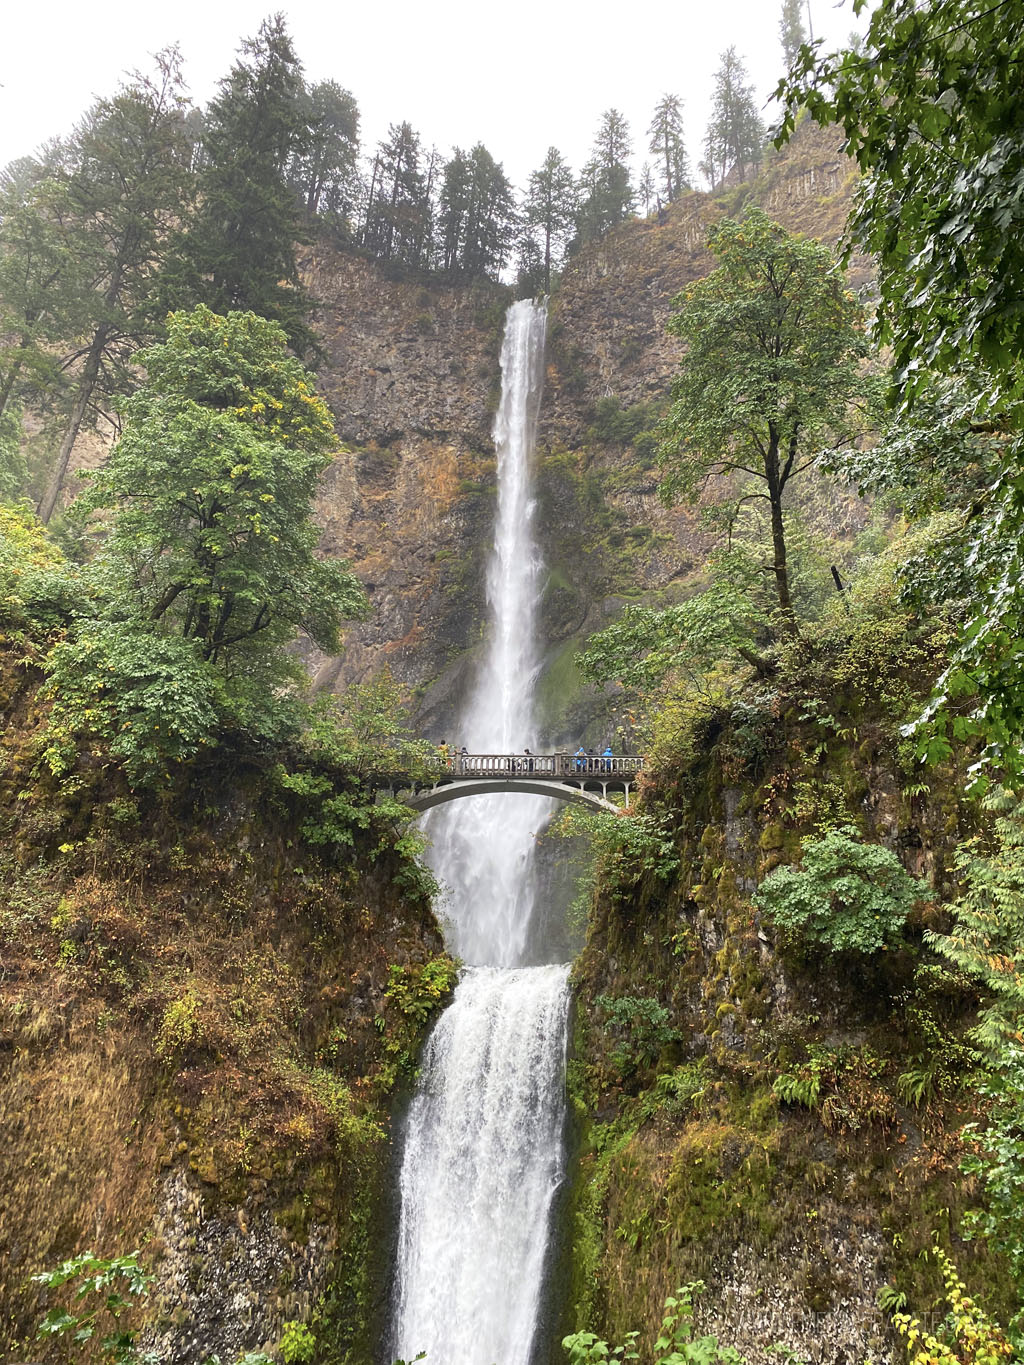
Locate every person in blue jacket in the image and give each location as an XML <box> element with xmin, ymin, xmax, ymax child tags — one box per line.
<box><xmin>602</xmin><ymin>743</ymin><xmax>613</xmax><ymax>772</ymax></box>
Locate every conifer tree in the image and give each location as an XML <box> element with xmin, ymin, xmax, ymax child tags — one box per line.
<box><xmin>701</xmin><ymin>47</ymin><xmax>765</xmax><ymax>189</ymax></box>
<box><xmin>362</xmin><ymin>122</ymin><xmax>430</xmax><ymax>269</ymax></box>
<box><xmin>437</xmin><ymin>145</ymin><xmax>515</xmax><ymax>280</ymax></box>
<box><xmin>779</xmin><ymin>0</ymin><xmax>808</xmax><ymax>68</ymax></box>
<box><xmin>520</xmin><ymin>147</ymin><xmax>577</xmax><ymax>291</ymax></box>
<box><xmin>647</xmin><ymin>94</ymin><xmax>690</xmax><ymax>204</ymax></box>
<box><xmin>177</xmin><ymin>15</ymin><xmax>314</xmax><ymax>354</ymax></box>
<box><xmin>36</xmin><ymin>50</ymin><xmax>195</xmax><ymax>523</ymax></box>
<box><xmin>577</xmin><ymin>109</ymin><xmax>634</xmax><ymax>244</ymax></box>
<box><xmin>291</xmin><ymin>79</ymin><xmax>360</xmax><ymax>232</ymax></box>
<box><xmin>639</xmin><ymin>163</ymin><xmax>656</xmax><ymax>215</ymax></box>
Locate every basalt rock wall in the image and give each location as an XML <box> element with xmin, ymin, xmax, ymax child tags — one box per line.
<box><xmin>304</xmin><ymin>121</ymin><xmax>867</xmax><ymax>741</ymax></box>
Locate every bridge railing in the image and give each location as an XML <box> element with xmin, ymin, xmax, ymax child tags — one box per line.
<box><xmin>423</xmin><ymin>751</ymin><xmax>645</xmax><ymax>779</ymax></box>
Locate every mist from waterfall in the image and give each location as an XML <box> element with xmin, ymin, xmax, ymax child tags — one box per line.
<box><xmin>390</xmin><ymin>299</ymin><xmax>570</xmax><ymax>1365</ymax></box>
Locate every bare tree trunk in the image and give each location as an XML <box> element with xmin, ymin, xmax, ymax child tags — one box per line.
<box><xmin>37</xmin><ymin>326</ymin><xmax>107</xmax><ymax>523</ymax></box>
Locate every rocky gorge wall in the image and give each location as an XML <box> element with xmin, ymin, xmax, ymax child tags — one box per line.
<box><xmin>0</xmin><ymin>652</ymin><xmax>452</xmax><ymax>1363</ymax></box>
<box><xmin>557</xmin><ymin>642</ymin><xmax>1013</xmax><ymax>1364</ymax></box>
<box><xmin>301</xmin><ymin>119</ymin><xmax>868</xmax><ymax>746</ymax></box>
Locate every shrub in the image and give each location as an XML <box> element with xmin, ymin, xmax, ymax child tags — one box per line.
<box><xmin>753</xmin><ymin>825</ymin><xmax>929</xmax><ymax>954</ymax></box>
<box><xmin>42</xmin><ymin>624</ymin><xmax>221</xmax><ymax>783</ymax></box>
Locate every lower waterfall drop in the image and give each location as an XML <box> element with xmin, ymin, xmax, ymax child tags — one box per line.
<box><xmin>390</xmin><ymin>298</ymin><xmax>568</xmax><ymax>1365</ymax></box>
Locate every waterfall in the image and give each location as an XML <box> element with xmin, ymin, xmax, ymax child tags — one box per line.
<box><xmin>390</xmin><ymin>299</ymin><xmax>570</xmax><ymax>1365</ymax></box>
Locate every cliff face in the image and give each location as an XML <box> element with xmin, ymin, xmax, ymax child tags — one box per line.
<box><xmin>304</xmin><ymin>120</ymin><xmax>867</xmax><ymax>743</ymax></box>
<box><xmin>562</xmin><ymin>654</ymin><xmax>1011</xmax><ymax>1364</ymax></box>
<box><xmin>0</xmin><ymin>654</ymin><xmax>450</xmax><ymax>1364</ymax></box>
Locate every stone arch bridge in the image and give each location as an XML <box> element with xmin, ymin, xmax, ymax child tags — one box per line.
<box><xmin>377</xmin><ymin>752</ymin><xmax>644</xmax><ymax>815</ymax></box>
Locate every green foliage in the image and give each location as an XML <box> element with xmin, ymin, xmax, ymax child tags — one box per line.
<box><xmin>585</xmin><ymin>397</ymin><xmax>661</xmax><ymax>455</ymax></box>
<box><xmin>302</xmin><ymin>671</ymin><xmax>436</xmax><ymax>780</ymax></box>
<box><xmin>155</xmin><ymin>987</ymin><xmax>204</xmax><ymax>1060</ymax></box>
<box><xmin>928</xmin><ymin>795</ymin><xmax>1024</xmax><ymax>1055</ymax></box>
<box><xmin>81</xmin><ymin>305</ymin><xmax>366</xmax><ymax>666</ymax></box>
<box><xmin>889</xmin><ymin>1246</ymin><xmax>1013</xmax><ymax>1365</ymax></box>
<box><xmin>43</xmin><ymin>625</ymin><xmax>221</xmax><ymax>782</ymax></box>
<box><xmin>594</xmin><ymin>994</ymin><xmax>680</xmax><ymax>1079</ymax></box>
<box><xmin>0</xmin><ymin>503</ymin><xmax>83</xmax><ymax>636</ymax></box>
<box><xmin>960</xmin><ymin>1050</ymin><xmax>1024</xmax><ymax>1344</ymax></box>
<box><xmin>0</xmin><ymin>404</ymin><xmax>29</xmax><ymax>501</ymax></box>
<box><xmin>564</xmin><ymin>1282</ymin><xmax>746</xmax><ymax>1365</ymax></box>
<box><xmin>753</xmin><ymin>826</ymin><xmax>929</xmax><ymax>954</ymax></box>
<box><xmin>554</xmin><ymin>807</ymin><xmax>680</xmax><ymax>896</ymax></box>
<box><xmin>37</xmin><ymin>305</ymin><xmax>368</xmax><ymax>786</ymax></box>
<box><xmin>576</xmin><ymin>582</ymin><xmax>758</xmax><ymax>691</ymax></box>
<box><xmin>279</xmin><ymin>1319</ymin><xmax>316</xmax><ymax>1364</ymax></box>
<box><xmin>33</xmin><ymin>1251</ymin><xmax>157</xmax><ymax>1365</ymax></box>
<box><xmin>776</xmin><ymin>0</ymin><xmax>1024</xmax><ymax>397</ymax></box>
<box><xmin>776</xmin><ymin>1</ymin><xmax>1024</xmax><ymax>790</ymax></box>
<box><xmin>658</xmin><ymin>207</ymin><xmax>874</xmax><ymax>623</ymax></box>
<box><xmin>384</xmin><ymin>957</ymin><xmax>457</xmax><ymax>1025</ymax></box>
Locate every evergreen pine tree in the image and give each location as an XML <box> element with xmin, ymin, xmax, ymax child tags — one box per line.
<box><xmin>700</xmin><ymin>48</ymin><xmax>765</xmax><ymax>189</ymax></box>
<box><xmin>519</xmin><ymin>147</ymin><xmax>577</xmax><ymax>292</ymax></box>
<box><xmin>438</xmin><ymin>145</ymin><xmax>516</xmax><ymax>280</ymax></box>
<box><xmin>639</xmin><ymin>163</ymin><xmax>656</xmax><ymax>215</ymax></box>
<box><xmin>178</xmin><ymin>15</ymin><xmax>314</xmax><ymax>354</ymax></box>
<box><xmin>779</xmin><ymin>0</ymin><xmax>808</xmax><ymax>68</ymax></box>
<box><xmin>577</xmin><ymin>109</ymin><xmax>634</xmax><ymax>244</ymax></box>
<box><xmin>647</xmin><ymin>94</ymin><xmax>690</xmax><ymax>204</ymax></box>
<box><xmin>291</xmin><ymin>79</ymin><xmax>360</xmax><ymax>233</ymax></box>
<box><xmin>362</xmin><ymin>122</ymin><xmax>430</xmax><ymax>269</ymax></box>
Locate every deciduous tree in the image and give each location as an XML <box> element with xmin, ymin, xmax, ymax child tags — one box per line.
<box><xmin>657</xmin><ymin>208</ymin><xmax>872</xmax><ymax>625</ymax></box>
<box><xmin>776</xmin><ymin>0</ymin><xmax>1024</xmax><ymax>784</ymax></box>
<box><xmin>80</xmin><ymin>305</ymin><xmax>367</xmax><ymax>669</ymax></box>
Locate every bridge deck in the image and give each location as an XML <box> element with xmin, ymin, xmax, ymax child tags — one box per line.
<box><xmin>425</xmin><ymin>751</ymin><xmax>643</xmax><ymax>779</ymax></box>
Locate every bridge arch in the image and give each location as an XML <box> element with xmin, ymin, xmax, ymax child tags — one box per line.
<box><xmin>402</xmin><ymin>778</ymin><xmax>622</xmax><ymax>815</ymax></box>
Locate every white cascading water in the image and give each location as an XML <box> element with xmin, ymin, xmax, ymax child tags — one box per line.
<box><xmin>390</xmin><ymin>299</ymin><xmax>570</xmax><ymax>1365</ymax></box>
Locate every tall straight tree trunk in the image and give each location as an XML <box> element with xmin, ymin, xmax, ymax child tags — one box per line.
<box><xmin>0</xmin><ymin>353</ymin><xmax>25</xmax><ymax>426</ymax></box>
<box><xmin>37</xmin><ymin>324</ymin><xmax>108</xmax><ymax>523</ymax></box>
<box><xmin>764</xmin><ymin>426</ymin><xmax>795</xmax><ymax>626</ymax></box>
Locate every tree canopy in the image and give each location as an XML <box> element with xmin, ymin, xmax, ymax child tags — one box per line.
<box><xmin>82</xmin><ymin>305</ymin><xmax>367</xmax><ymax>668</ymax></box>
<box><xmin>657</xmin><ymin>207</ymin><xmax>873</xmax><ymax>625</ymax></box>
<box><xmin>776</xmin><ymin>0</ymin><xmax>1024</xmax><ymax>786</ymax></box>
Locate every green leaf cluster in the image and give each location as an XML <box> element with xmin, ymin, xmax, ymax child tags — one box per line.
<box><xmin>753</xmin><ymin>826</ymin><xmax>929</xmax><ymax>955</ymax></box>
<box><xmin>564</xmin><ymin>1282</ymin><xmax>746</xmax><ymax>1365</ymax></box>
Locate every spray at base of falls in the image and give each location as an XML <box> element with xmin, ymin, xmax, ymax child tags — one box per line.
<box><xmin>390</xmin><ymin>300</ymin><xmax>570</xmax><ymax>1365</ymax></box>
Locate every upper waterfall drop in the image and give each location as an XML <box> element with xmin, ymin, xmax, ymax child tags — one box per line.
<box><xmin>422</xmin><ymin>298</ymin><xmax>555</xmax><ymax>970</ymax></box>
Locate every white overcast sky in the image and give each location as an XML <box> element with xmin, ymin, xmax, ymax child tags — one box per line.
<box><xmin>0</xmin><ymin>1</ymin><xmax>868</xmax><ymax>191</ymax></box>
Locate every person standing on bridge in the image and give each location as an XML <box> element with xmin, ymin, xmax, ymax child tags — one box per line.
<box><xmin>602</xmin><ymin>743</ymin><xmax>613</xmax><ymax>772</ymax></box>
<box><xmin>523</xmin><ymin>748</ymin><xmax>534</xmax><ymax>773</ymax></box>
<box><xmin>574</xmin><ymin>746</ymin><xmax>586</xmax><ymax>772</ymax></box>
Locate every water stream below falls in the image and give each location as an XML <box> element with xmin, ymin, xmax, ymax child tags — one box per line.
<box><xmin>389</xmin><ymin>299</ymin><xmax>570</xmax><ymax>1365</ymax></box>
